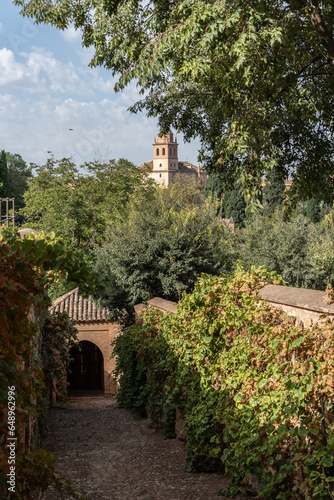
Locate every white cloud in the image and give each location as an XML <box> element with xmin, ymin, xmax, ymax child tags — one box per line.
<box><xmin>0</xmin><ymin>83</ymin><xmax>200</xmax><ymax>169</ymax></box>
<box><xmin>0</xmin><ymin>89</ymin><xmax>159</xmax><ymax>166</ymax></box>
<box><xmin>0</xmin><ymin>47</ymin><xmax>98</xmax><ymax>96</ymax></box>
<box><xmin>77</xmin><ymin>46</ymin><xmax>95</xmax><ymax>66</ymax></box>
<box><xmin>27</xmin><ymin>49</ymin><xmax>92</xmax><ymax>95</ymax></box>
<box><xmin>0</xmin><ymin>48</ymin><xmax>27</xmax><ymax>86</ymax></box>
<box><xmin>0</xmin><ymin>46</ymin><xmax>200</xmax><ymax>168</ymax></box>
<box><xmin>0</xmin><ymin>7</ymin><xmax>201</xmax><ymax>171</ymax></box>
<box><xmin>61</xmin><ymin>25</ymin><xmax>83</xmax><ymax>43</ymax></box>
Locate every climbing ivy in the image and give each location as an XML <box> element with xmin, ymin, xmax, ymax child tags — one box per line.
<box><xmin>41</xmin><ymin>311</ymin><xmax>80</xmax><ymax>398</ymax></box>
<box><xmin>0</xmin><ymin>228</ymin><xmax>93</xmax><ymax>499</ymax></box>
<box><xmin>114</xmin><ymin>265</ymin><xmax>334</xmax><ymax>499</ymax></box>
<box><xmin>37</xmin><ymin>311</ymin><xmax>81</xmax><ymax>441</ymax></box>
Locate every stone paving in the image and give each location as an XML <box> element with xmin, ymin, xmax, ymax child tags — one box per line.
<box><xmin>39</xmin><ymin>394</ymin><xmax>244</xmax><ymax>500</ymax></box>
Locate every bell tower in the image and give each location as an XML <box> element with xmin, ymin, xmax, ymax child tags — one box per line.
<box><xmin>153</xmin><ymin>132</ymin><xmax>179</xmax><ymax>173</ymax></box>
<box><xmin>144</xmin><ymin>130</ymin><xmax>206</xmax><ymax>188</ymax></box>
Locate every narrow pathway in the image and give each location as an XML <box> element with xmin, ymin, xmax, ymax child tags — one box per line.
<box><xmin>40</xmin><ymin>395</ymin><xmax>238</xmax><ymax>500</ymax></box>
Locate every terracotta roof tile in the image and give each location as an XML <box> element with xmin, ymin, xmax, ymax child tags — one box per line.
<box><xmin>49</xmin><ymin>288</ymin><xmax>110</xmax><ymax>322</ymax></box>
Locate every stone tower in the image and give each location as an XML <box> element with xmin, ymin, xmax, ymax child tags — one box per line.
<box><xmin>140</xmin><ymin>130</ymin><xmax>207</xmax><ymax>188</ymax></box>
<box><xmin>152</xmin><ymin>132</ymin><xmax>179</xmax><ymax>186</ymax></box>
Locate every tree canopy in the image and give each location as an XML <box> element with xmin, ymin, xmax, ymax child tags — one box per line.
<box><xmin>94</xmin><ymin>177</ymin><xmax>237</xmax><ymax>311</ymax></box>
<box><xmin>14</xmin><ymin>0</ymin><xmax>334</xmax><ymax>203</ymax></box>
<box><xmin>21</xmin><ymin>157</ymin><xmax>153</xmax><ymax>256</ymax></box>
<box><xmin>6</xmin><ymin>152</ymin><xmax>32</xmax><ymax>211</ymax></box>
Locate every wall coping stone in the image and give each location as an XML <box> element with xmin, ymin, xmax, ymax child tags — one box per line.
<box><xmin>134</xmin><ymin>303</ymin><xmax>147</xmax><ymax>317</ymax></box>
<box><xmin>147</xmin><ymin>297</ymin><xmax>177</xmax><ymax>314</ymax></box>
<box><xmin>137</xmin><ymin>285</ymin><xmax>334</xmax><ymax>319</ymax></box>
<box><xmin>259</xmin><ymin>284</ymin><xmax>334</xmax><ymax>314</ymax></box>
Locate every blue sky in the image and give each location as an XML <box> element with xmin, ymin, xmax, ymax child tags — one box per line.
<box><xmin>0</xmin><ymin>1</ymin><xmax>201</xmax><ymax>167</ymax></box>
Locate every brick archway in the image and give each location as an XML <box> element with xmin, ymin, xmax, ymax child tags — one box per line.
<box><xmin>50</xmin><ymin>288</ymin><xmax>120</xmax><ymax>397</ymax></box>
<box><xmin>75</xmin><ymin>324</ymin><xmax>118</xmax><ymax>395</ymax></box>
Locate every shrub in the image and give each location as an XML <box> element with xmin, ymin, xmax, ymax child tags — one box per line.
<box><xmin>114</xmin><ymin>265</ymin><xmax>334</xmax><ymax>499</ymax></box>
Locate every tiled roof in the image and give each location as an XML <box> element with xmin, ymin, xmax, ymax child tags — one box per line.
<box><xmin>139</xmin><ymin>160</ymin><xmax>205</xmax><ymax>173</ymax></box>
<box><xmin>178</xmin><ymin>161</ymin><xmax>200</xmax><ymax>172</ymax></box>
<box><xmin>139</xmin><ymin>161</ymin><xmax>153</xmax><ymax>169</ymax></box>
<box><xmin>49</xmin><ymin>288</ymin><xmax>110</xmax><ymax>322</ymax></box>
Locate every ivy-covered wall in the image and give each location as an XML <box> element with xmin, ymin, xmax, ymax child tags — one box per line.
<box><xmin>114</xmin><ymin>266</ymin><xmax>334</xmax><ymax>499</ymax></box>
<box><xmin>0</xmin><ymin>228</ymin><xmax>94</xmax><ymax>499</ymax></box>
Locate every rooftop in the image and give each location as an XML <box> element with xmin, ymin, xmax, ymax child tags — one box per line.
<box><xmin>49</xmin><ymin>288</ymin><xmax>111</xmax><ymax>322</ymax></box>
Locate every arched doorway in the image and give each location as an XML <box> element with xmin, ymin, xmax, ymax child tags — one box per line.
<box><xmin>68</xmin><ymin>341</ymin><xmax>104</xmax><ymax>391</ymax></box>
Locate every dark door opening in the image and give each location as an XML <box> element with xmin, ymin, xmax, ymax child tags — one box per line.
<box><xmin>68</xmin><ymin>340</ymin><xmax>104</xmax><ymax>391</ymax></box>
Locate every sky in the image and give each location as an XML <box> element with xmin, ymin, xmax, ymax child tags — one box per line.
<box><xmin>0</xmin><ymin>1</ymin><xmax>201</xmax><ymax>169</ymax></box>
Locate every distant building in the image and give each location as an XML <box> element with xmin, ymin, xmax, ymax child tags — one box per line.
<box><xmin>284</xmin><ymin>179</ymin><xmax>293</xmax><ymax>190</ymax></box>
<box><xmin>221</xmin><ymin>217</ymin><xmax>235</xmax><ymax>232</ymax></box>
<box><xmin>141</xmin><ymin>131</ymin><xmax>207</xmax><ymax>187</ymax></box>
<box><xmin>261</xmin><ymin>178</ymin><xmax>293</xmax><ymax>190</ymax></box>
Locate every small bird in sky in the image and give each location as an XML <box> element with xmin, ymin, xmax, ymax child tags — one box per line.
<box><xmin>69</xmin><ymin>128</ymin><xmax>74</xmax><ymax>131</ymax></box>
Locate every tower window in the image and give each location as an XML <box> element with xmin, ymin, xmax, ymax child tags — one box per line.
<box><xmin>162</xmin><ymin>148</ymin><xmax>165</xmax><ymax>155</ymax></box>
<box><xmin>170</xmin><ymin>148</ymin><xmax>172</xmax><ymax>155</ymax></box>
<box><xmin>159</xmin><ymin>163</ymin><xmax>162</xmax><ymax>167</ymax></box>
<box><xmin>159</xmin><ymin>173</ymin><xmax>162</xmax><ymax>177</ymax></box>
<box><xmin>174</xmin><ymin>148</ymin><xmax>176</xmax><ymax>155</ymax></box>
<box><xmin>156</xmin><ymin>148</ymin><xmax>159</xmax><ymax>155</ymax></box>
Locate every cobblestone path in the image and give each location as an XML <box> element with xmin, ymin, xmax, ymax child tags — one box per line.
<box><xmin>40</xmin><ymin>395</ymin><xmax>238</xmax><ymax>500</ymax></box>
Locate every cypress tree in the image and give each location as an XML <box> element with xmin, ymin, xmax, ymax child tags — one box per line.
<box><xmin>305</xmin><ymin>198</ymin><xmax>320</xmax><ymax>223</ymax></box>
<box><xmin>0</xmin><ymin>149</ymin><xmax>10</xmax><ymax>197</ymax></box>
<box><xmin>262</xmin><ymin>169</ymin><xmax>285</xmax><ymax>215</ymax></box>
<box><xmin>205</xmin><ymin>173</ymin><xmax>247</xmax><ymax>227</ymax></box>
<box><xmin>204</xmin><ymin>173</ymin><xmax>225</xmax><ymax>200</ymax></box>
<box><xmin>222</xmin><ymin>186</ymin><xmax>247</xmax><ymax>228</ymax></box>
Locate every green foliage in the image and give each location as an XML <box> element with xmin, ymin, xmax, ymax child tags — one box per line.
<box><xmin>94</xmin><ymin>177</ymin><xmax>238</xmax><ymax>310</ymax></box>
<box><xmin>41</xmin><ymin>312</ymin><xmax>79</xmax><ymax>397</ymax></box>
<box><xmin>36</xmin><ymin>312</ymin><xmax>79</xmax><ymax>441</ymax></box>
<box><xmin>47</xmin><ymin>276</ymin><xmax>79</xmax><ymax>301</ymax></box>
<box><xmin>305</xmin><ymin>198</ymin><xmax>321</xmax><ymax>224</ymax></box>
<box><xmin>241</xmin><ymin>206</ymin><xmax>329</xmax><ymax>290</ymax></box>
<box><xmin>112</xmin><ymin>323</ymin><xmax>151</xmax><ymax>419</ymax></box>
<box><xmin>0</xmin><ymin>228</ymin><xmax>95</xmax><ymax>498</ymax></box>
<box><xmin>21</xmin><ymin>157</ymin><xmax>153</xmax><ymax>257</ymax></box>
<box><xmin>205</xmin><ymin>173</ymin><xmax>247</xmax><ymax>227</ymax></box>
<box><xmin>263</xmin><ymin>169</ymin><xmax>285</xmax><ymax>215</ymax></box>
<box><xmin>6</xmin><ymin>152</ymin><xmax>32</xmax><ymax>212</ymax></box>
<box><xmin>0</xmin><ymin>149</ymin><xmax>10</xmax><ymax>197</ymax></box>
<box><xmin>308</xmin><ymin>210</ymin><xmax>334</xmax><ymax>286</ymax></box>
<box><xmin>162</xmin><ymin>404</ymin><xmax>177</xmax><ymax>440</ymax></box>
<box><xmin>17</xmin><ymin>449</ymin><xmax>85</xmax><ymax>499</ymax></box>
<box><xmin>204</xmin><ymin>173</ymin><xmax>225</xmax><ymax>201</ymax></box>
<box><xmin>13</xmin><ymin>0</ymin><xmax>334</xmax><ymax>204</ymax></box>
<box><xmin>114</xmin><ymin>265</ymin><xmax>334</xmax><ymax>498</ymax></box>
<box><xmin>221</xmin><ymin>185</ymin><xmax>247</xmax><ymax>228</ymax></box>
<box><xmin>205</xmin><ymin>172</ymin><xmax>252</xmax><ymax>228</ymax></box>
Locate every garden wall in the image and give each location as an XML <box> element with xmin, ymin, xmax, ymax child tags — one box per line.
<box><xmin>135</xmin><ymin>285</ymin><xmax>334</xmax><ymax>443</ymax></box>
<box><xmin>139</xmin><ymin>285</ymin><xmax>334</xmax><ymax>325</ymax></box>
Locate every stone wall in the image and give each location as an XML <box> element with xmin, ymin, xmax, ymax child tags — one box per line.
<box><xmin>139</xmin><ymin>287</ymin><xmax>334</xmax><ymax>440</ymax></box>
<box><xmin>258</xmin><ymin>284</ymin><xmax>334</xmax><ymax>327</ymax></box>
<box><xmin>144</xmin><ymin>286</ymin><xmax>334</xmax><ymax>326</ymax></box>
